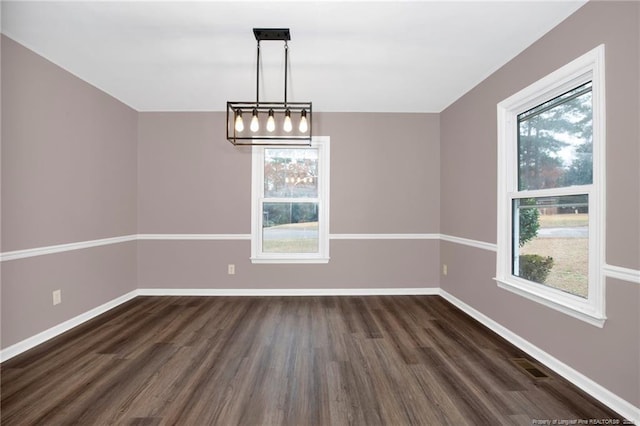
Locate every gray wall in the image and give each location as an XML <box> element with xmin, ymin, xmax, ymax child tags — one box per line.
<box><xmin>2</xmin><ymin>0</ymin><xmax>639</xmax><ymax>414</ymax></box>
<box><xmin>136</xmin><ymin>111</ymin><xmax>440</xmax><ymax>289</ymax></box>
<box><xmin>440</xmin><ymin>1</ymin><xmax>639</xmax><ymax>407</ymax></box>
<box><xmin>1</xmin><ymin>37</ymin><xmax>442</xmax><ymax>347</ymax></box>
<box><xmin>1</xmin><ymin>36</ymin><xmax>138</xmax><ymax>347</ymax></box>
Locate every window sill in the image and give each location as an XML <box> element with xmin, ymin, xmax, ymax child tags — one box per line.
<box><xmin>251</xmin><ymin>257</ymin><xmax>330</xmax><ymax>264</ymax></box>
<box><xmin>494</xmin><ymin>277</ymin><xmax>606</xmax><ymax>328</ymax></box>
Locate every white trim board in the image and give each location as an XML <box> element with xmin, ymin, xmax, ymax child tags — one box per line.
<box><xmin>0</xmin><ymin>287</ymin><xmax>438</xmax><ymax>362</ymax></box>
<box><xmin>439</xmin><ymin>234</ymin><xmax>497</xmax><ymax>251</ymax></box>
<box><xmin>0</xmin><ymin>290</ymin><xmax>138</xmax><ymax>363</ymax></box>
<box><xmin>439</xmin><ymin>289</ymin><xmax>640</xmax><ymax>424</ymax></box>
<box><xmin>603</xmin><ymin>264</ymin><xmax>640</xmax><ymax>285</ymax></box>
<box><xmin>0</xmin><ymin>233</ymin><xmax>441</xmax><ymax>262</ymax></box>
<box><xmin>1</xmin><ymin>233</ymin><xmax>638</xmax><ymax>286</ymax></box>
<box><xmin>137</xmin><ymin>233</ymin><xmax>251</xmax><ymax>240</ymax></box>
<box><xmin>0</xmin><ymin>234</ymin><xmax>441</xmax><ymax>262</ymax></box>
<box><xmin>330</xmin><ymin>233</ymin><xmax>439</xmax><ymax>240</ymax></box>
<box><xmin>2</xmin><ymin>286</ymin><xmax>637</xmax><ymax>423</ymax></box>
<box><xmin>137</xmin><ymin>287</ymin><xmax>440</xmax><ymax>297</ymax></box>
<box><xmin>0</xmin><ymin>233</ymin><xmax>476</xmax><ymax>261</ymax></box>
<box><xmin>0</xmin><ymin>235</ymin><xmax>137</xmax><ymax>262</ymax></box>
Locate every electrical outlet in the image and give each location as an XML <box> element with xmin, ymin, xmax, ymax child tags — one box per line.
<box><xmin>442</xmin><ymin>264</ymin><xmax>448</xmax><ymax>276</ymax></box>
<box><xmin>228</xmin><ymin>264</ymin><xmax>236</xmax><ymax>275</ymax></box>
<box><xmin>53</xmin><ymin>289</ymin><xmax>62</xmax><ymax>305</ymax></box>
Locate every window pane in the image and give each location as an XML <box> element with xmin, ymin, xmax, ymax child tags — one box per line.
<box><xmin>262</xmin><ymin>202</ymin><xmax>319</xmax><ymax>253</ymax></box>
<box><xmin>264</xmin><ymin>148</ymin><xmax>318</xmax><ymax>198</ymax></box>
<box><xmin>518</xmin><ymin>82</ymin><xmax>592</xmax><ymax>191</ymax></box>
<box><xmin>512</xmin><ymin>195</ymin><xmax>589</xmax><ymax>298</ymax></box>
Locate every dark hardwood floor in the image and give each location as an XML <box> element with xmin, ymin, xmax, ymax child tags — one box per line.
<box><xmin>0</xmin><ymin>295</ymin><xmax>624</xmax><ymax>425</ymax></box>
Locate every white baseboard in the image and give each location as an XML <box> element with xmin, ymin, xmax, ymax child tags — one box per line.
<box><xmin>137</xmin><ymin>287</ymin><xmax>440</xmax><ymax>297</ymax></box>
<box><xmin>0</xmin><ymin>288</ymin><xmax>437</xmax><ymax>362</ymax></box>
<box><xmin>0</xmin><ymin>290</ymin><xmax>138</xmax><ymax>363</ymax></box>
<box><xmin>2</xmin><ymin>287</ymin><xmax>637</xmax><ymax>424</ymax></box>
<box><xmin>439</xmin><ymin>289</ymin><xmax>640</xmax><ymax>424</ymax></box>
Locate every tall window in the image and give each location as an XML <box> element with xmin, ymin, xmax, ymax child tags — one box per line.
<box><xmin>496</xmin><ymin>46</ymin><xmax>605</xmax><ymax>326</ymax></box>
<box><xmin>251</xmin><ymin>137</ymin><xmax>330</xmax><ymax>263</ymax></box>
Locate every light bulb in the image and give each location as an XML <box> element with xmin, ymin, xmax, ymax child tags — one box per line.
<box><xmin>250</xmin><ymin>109</ymin><xmax>259</xmax><ymax>132</ymax></box>
<box><xmin>283</xmin><ymin>109</ymin><xmax>292</xmax><ymax>133</ymax></box>
<box><xmin>234</xmin><ymin>110</ymin><xmax>244</xmax><ymax>132</ymax></box>
<box><xmin>299</xmin><ymin>109</ymin><xmax>308</xmax><ymax>133</ymax></box>
<box><xmin>266</xmin><ymin>109</ymin><xmax>275</xmax><ymax>132</ymax></box>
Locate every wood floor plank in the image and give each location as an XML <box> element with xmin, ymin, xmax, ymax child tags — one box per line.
<box><xmin>0</xmin><ymin>295</ymin><xmax>626</xmax><ymax>425</ymax></box>
<box><xmin>408</xmin><ymin>364</ymin><xmax>470</xmax><ymax>425</ymax></box>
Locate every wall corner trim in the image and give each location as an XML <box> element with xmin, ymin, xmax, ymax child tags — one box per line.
<box><xmin>439</xmin><ymin>289</ymin><xmax>640</xmax><ymax>424</ymax></box>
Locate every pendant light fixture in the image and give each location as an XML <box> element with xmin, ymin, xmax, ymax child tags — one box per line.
<box><xmin>227</xmin><ymin>28</ymin><xmax>312</xmax><ymax>146</ymax></box>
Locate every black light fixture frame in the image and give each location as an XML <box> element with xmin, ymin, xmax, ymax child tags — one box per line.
<box><xmin>227</xmin><ymin>28</ymin><xmax>312</xmax><ymax>146</ymax></box>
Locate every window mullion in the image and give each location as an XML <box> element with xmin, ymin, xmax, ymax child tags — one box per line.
<box><xmin>517</xmin><ymin>82</ymin><xmax>592</xmax><ymax>122</ymax></box>
<box><xmin>511</xmin><ymin>185</ymin><xmax>593</xmax><ymax>199</ymax></box>
<box><xmin>263</xmin><ymin>197</ymin><xmax>319</xmax><ymax>203</ymax></box>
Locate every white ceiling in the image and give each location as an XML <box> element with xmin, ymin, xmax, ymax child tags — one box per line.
<box><xmin>1</xmin><ymin>1</ymin><xmax>587</xmax><ymax>112</ymax></box>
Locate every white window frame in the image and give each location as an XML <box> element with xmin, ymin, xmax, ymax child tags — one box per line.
<box><xmin>251</xmin><ymin>136</ymin><xmax>330</xmax><ymax>264</ymax></box>
<box><xmin>495</xmin><ymin>45</ymin><xmax>606</xmax><ymax>327</ymax></box>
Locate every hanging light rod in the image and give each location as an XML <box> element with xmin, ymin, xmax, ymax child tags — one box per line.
<box><xmin>226</xmin><ymin>28</ymin><xmax>312</xmax><ymax>146</ymax></box>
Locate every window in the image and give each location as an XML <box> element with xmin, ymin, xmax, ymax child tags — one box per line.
<box><xmin>496</xmin><ymin>45</ymin><xmax>605</xmax><ymax>326</ymax></box>
<box><xmin>251</xmin><ymin>137</ymin><xmax>330</xmax><ymax>263</ymax></box>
